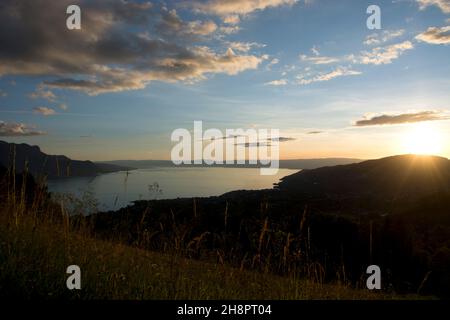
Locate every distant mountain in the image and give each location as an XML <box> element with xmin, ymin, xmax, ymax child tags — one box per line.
<box><xmin>277</xmin><ymin>154</ymin><xmax>450</xmax><ymax>200</ymax></box>
<box><xmin>99</xmin><ymin>158</ymin><xmax>362</xmax><ymax>170</ymax></box>
<box><xmin>279</xmin><ymin>158</ymin><xmax>363</xmax><ymax>169</ymax></box>
<box><xmin>0</xmin><ymin>141</ymin><xmax>133</xmax><ymax>179</ymax></box>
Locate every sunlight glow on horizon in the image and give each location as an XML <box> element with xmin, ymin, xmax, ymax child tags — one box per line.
<box><xmin>400</xmin><ymin>122</ymin><xmax>444</xmax><ymax>156</ymax></box>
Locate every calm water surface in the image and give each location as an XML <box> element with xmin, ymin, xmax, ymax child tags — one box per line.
<box><xmin>47</xmin><ymin>167</ymin><xmax>298</xmax><ymax>211</ymax></box>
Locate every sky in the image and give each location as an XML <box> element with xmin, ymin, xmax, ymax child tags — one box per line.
<box><xmin>0</xmin><ymin>0</ymin><xmax>449</xmax><ymax>161</ymax></box>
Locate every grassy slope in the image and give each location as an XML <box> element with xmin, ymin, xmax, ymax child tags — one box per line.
<box><xmin>0</xmin><ymin>209</ymin><xmax>422</xmax><ymax>300</ymax></box>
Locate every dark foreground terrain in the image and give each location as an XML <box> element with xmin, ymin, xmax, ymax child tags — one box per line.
<box><xmin>89</xmin><ymin>155</ymin><xmax>450</xmax><ymax>297</ymax></box>
<box><xmin>1</xmin><ymin>154</ymin><xmax>449</xmax><ymax>298</ymax></box>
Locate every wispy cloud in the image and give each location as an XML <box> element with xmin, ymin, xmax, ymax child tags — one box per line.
<box><xmin>191</xmin><ymin>0</ymin><xmax>298</xmax><ymax>18</ymax></box>
<box><xmin>0</xmin><ymin>120</ymin><xmax>45</xmax><ymax>136</ymax></box>
<box><xmin>356</xmin><ymin>41</ymin><xmax>414</xmax><ymax>65</ymax></box>
<box><xmin>417</xmin><ymin>0</ymin><xmax>450</xmax><ymax>13</ymax></box>
<box><xmin>297</xmin><ymin>67</ymin><xmax>361</xmax><ymax>85</ymax></box>
<box><xmin>219</xmin><ymin>25</ymin><xmax>241</xmax><ymax>34</ymax></box>
<box><xmin>235</xmin><ymin>142</ymin><xmax>272</xmax><ymax>147</ymax></box>
<box><xmin>264</xmin><ymin>79</ymin><xmax>288</xmax><ymax>86</ymax></box>
<box><xmin>0</xmin><ymin>89</ymin><xmax>7</xmax><ymax>97</ymax></box>
<box><xmin>299</xmin><ymin>46</ymin><xmax>340</xmax><ymax>64</ymax></box>
<box><xmin>269</xmin><ymin>136</ymin><xmax>296</xmax><ymax>142</ymax></box>
<box><xmin>266</xmin><ymin>58</ymin><xmax>280</xmax><ymax>70</ymax></box>
<box><xmin>300</xmin><ymin>39</ymin><xmax>413</xmax><ymax>70</ymax></box>
<box><xmin>299</xmin><ymin>54</ymin><xmax>339</xmax><ymax>65</ymax></box>
<box><xmin>364</xmin><ymin>29</ymin><xmax>405</xmax><ymax>46</ymax></box>
<box><xmin>28</xmin><ymin>86</ymin><xmax>56</xmax><ymax>102</ymax></box>
<box><xmin>354</xmin><ymin>110</ymin><xmax>449</xmax><ymax>127</ymax></box>
<box><xmin>223</xmin><ymin>15</ymin><xmax>240</xmax><ymax>25</ymax></box>
<box><xmin>234</xmin><ymin>136</ymin><xmax>295</xmax><ymax>147</ymax></box>
<box><xmin>33</xmin><ymin>106</ymin><xmax>56</xmax><ymax>116</ymax></box>
<box><xmin>157</xmin><ymin>8</ymin><xmax>217</xmax><ymax>37</ymax></box>
<box><xmin>202</xmin><ymin>134</ymin><xmax>245</xmax><ymax>141</ymax></box>
<box><xmin>227</xmin><ymin>41</ymin><xmax>266</xmax><ymax>52</ymax></box>
<box><xmin>416</xmin><ymin>26</ymin><xmax>450</xmax><ymax>44</ymax></box>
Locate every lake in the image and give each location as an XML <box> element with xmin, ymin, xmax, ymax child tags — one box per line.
<box><xmin>47</xmin><ymin>167</ymin><xmax>298</xmax><ymax>211</ymax></box>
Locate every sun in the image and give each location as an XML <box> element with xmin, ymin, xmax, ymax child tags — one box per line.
<box><xmin>400</xmin><ymin>122</ymin><xmax>443</xmax><ymax>155</ymax></box>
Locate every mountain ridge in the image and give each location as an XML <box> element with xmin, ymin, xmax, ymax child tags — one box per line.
<box><xmin>98</xmin><ymin>158</ymin><xmax>363</xmax><ymax>170</ymax></box>
<box><xmin>276</xmin><ymin>154</ymin><xmax>450</xmax><ymax>200</ymax></box>
<box><xmin>0</xmin><ymin>140</ymin><xmax>132</xmax><ymax>179</ymax></box>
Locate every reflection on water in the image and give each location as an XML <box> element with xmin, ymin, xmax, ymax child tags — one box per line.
<box><xmin>47</xmin><ymin>167</ymin><xmax>298</xmax><ymax>211</ymax></box>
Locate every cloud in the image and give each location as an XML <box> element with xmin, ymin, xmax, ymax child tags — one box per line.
<box><xmin>416</xmin><ymin>26</ymin><xmax>450</xmax><ymax>44</ymax></box>
<box><xmin>299</xmin><ymin>54</ymin><xmax>339</xmax><ymax>65</ymax></box>
<box><xmin>202</xmin><ymin>134</ymin><xmax>246</xmax><ymax>141</ymax></box>
<box><xmin>33</xmin><ymin>106</ymin><xmax>56</xmax><ymax>116</ymax></box>
<box><xmin>0</xmin><ymin>121</ymin><xmax>45</xmax><ymax>136</ymax></box>
<box><xmin>299</xmin><ymin>40</ymin><xmax>412</xmax><ymax>70</ymax></box>
<box><xmin>364</xmin><ymin>29</ymin><xmax>405</xmax><ymax>45</ymax></box>
<box><xmin>311</xmin><ymin>46</ymin><xmax>320</xmax><ymax>56</ymax></box>
<box><xmin>227</xmin><ymin>41</ymin><xmax>265</xmax><ymax>52</ymax></box>
<box><xmin>0</xmin><ymin>89</ymin><xmax>7</xmax><ymax>97</ymax></box>
<box><xmin>267</xmin><ymin>58</ymin><xmax>279</xmax><ymax>66</ymax></box>
<box><xmin>297</xmin><ymin>67</ymin><xmax>361</xmax><ymax>85</ymax></box>
<box><xmin>0</xmin><ymin>0</ymin><xmax>265</xmax><ymax>95</ymax></box>
<box><xmin>354</xmin><ymin>110</ymin><xmax>449</xmax><ymax>127</ymax></box>
<box><xmin>417</xmin><ymin>0</ymin><xmax>450</xmax><ymax>13</ymax></box>
<box><xmin>264</xmin><ymin>79</ymin><xmax>288</xmax><ymax>86</ymax></box>
<box><xmin>43</xmin><ymin>47</ymin><xmax>263</xmax><ymax>95</ymax></box>
<box><xmin>357</xmin><ymin>41</ymin><xmax>414</xmax><ymax>65</ymax></box>
<box><xmin>192</xmin><ymin>0</ymin><xmax>298</xmax><ymax>18</ymax></box>
<box><xmin>187</xmin><ymin>20</ymin><xmax>218</xmax><ymax>35</ymax></box>
<box><xmin>219</xmin><ymin>25</ymin><xmax>241</xmax><ymax>34</ymax></box>
<box><xmin>265</xmin><ymin>58</ymin><xmax>279</xmax><ymax>70</ymax></box>
<box><xmin>269</xmin><ymin>136</ymin><xmax>295</xmax><ymax>142</ymax></box>
<box><xmin>234</xmin><ymin>136</ymin><xmax>295</xmax><ymax>147</ymax></box>
<box><xmin>157</xmin><ymin>9</ymin><xmax>217</xmax><ymax>37</ymax></box>
<box><xmin>235</xmin><ymin>142</ymin><xmax>272</xmax><ymax>147</ymax></box>
<box><xmin>223</xmin><ymin>15</ymin><xmax>240</xmax><ymax>24</ymax></box>
<box><xmin>307</xmin><ymin>131</ymin><xmax>323</xmax><ymax>134</ymax></box>
<box><xmin>59</xmin><ymin>103</ymin><xmax>68</xmax><ymax>111</ymax></box>
<box><xmin>28</xmin><ymin>86</ymin><xmax>56</xmax><ymax>102</ymax></box>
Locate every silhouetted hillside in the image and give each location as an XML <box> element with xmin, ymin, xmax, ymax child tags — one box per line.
<box><xmin>0</xmin><ymin>141</ymin><xmax>133</xmax><ymax>179</ymax></box>
<box><xmin>277</xmin><ymin>155</ymin><xmax>450</xmax><ymax>199</ymax></box>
